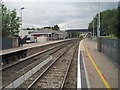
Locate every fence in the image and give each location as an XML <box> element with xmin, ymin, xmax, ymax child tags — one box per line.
<box><xmin>97</xmin><ymin>38</ymin><xmax>120</xmax><ymax>66</ymax></box>
<box><xmin>1</xmin><ymin>38</ymin><xmax>19</xmax><ymax>50</ymax></box>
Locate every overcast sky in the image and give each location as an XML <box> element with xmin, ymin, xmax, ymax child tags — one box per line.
<box><xmin>3</xmin><ymin>0</ymin><xmax>118</xmax><ymax>30</ymax></box>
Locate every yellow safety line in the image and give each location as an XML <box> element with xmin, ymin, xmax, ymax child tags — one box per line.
<box><xmin>83</xmin><ymin>43</ymin><xmax>112</xmax><ymax>90</ymax></box>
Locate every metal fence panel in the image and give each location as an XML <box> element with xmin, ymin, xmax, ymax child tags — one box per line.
<box><xmin>101</xmin><ymin>38</ymin><xmax>111</xmax><ymax>57</ymax></box>
<box><xmin>98</xmin><ymin>38</ymin><xmax>120</xmax><ymax>66</ymax></box>
<box><xmin>103</xmin><ymin>39</ymin><xmax>111</xmax><ymax>58</ymax></box>
<box><xmin>0</xmin><ymin>38</ymin><xmax>2</xmax><ymax>50</ymax></box>
<box><xmin>118</xmin><ymin>39</ymin><xmax>120</xmax><ymax>65</ymax></box>
<box><xmin>111</xmin><ymin>39</ymin><xmax>118</xmax><ymax>64</ymax></box>
<box><xmin>101</xmin><ymin>39</ymin><xmax>104</xmax><ymax>52</ymax></box>
<box><xmin>2</xmin><ymin>38</ymin><xmax>12</xmax><ymax>50</ymax></box>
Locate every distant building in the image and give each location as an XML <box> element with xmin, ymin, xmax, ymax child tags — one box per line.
<box><xmin>19</xmin><ymin>30</ymin><xmax>36</xmax><ymax>38</ymax></box>
<box><xmin>18</xmin><ymin>29</ymin><xmax>65</xmax><ymax>41</ymax></box>
<box><xmin>30</xmin><ymin>29</ymin><xmax>65</xmax><ymax>40</ymax></box>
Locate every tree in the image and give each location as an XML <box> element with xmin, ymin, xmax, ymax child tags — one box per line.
<box><xmin>26</xmin><ymin>27</ymin><xmax>31</xmax><ymax>30</ymax></box>
<box><xmin>36</xmin><ymin>27</ymin><xmax>41</xmax><ymax>30</ymax></box>
<box><xmin>31</xmin><ymin>27</ymin><xmax>35</xmax><ymax>30</ymax></box>
<box><xmin>67</xmin><ymin>32</ymin><xmax>81</xmax><ymax>38</ymax></box>
<box><xmin>43</xmin><ymin>26</ymin><xmax>51</xmax><ymax>29</ymax></box>
<box><xmin>88</xmin><ymin>15</ymin><xmax>98</xmax><ymax>36</ymax></box>
<box><xmin>118</xmin><ymin>3</ymin><xmax>120</xmax><ymax>38</ymax></box>
<box><xmin>88</xmin><ymin>8</ymin><xmax>119</xmax><ymax>38</ymax></box>
<box><xmin>52</xmin><ymin>25</ymin><xmax>60</xmax><ymax>31</ymax></box>
<box><xmin>0</xmin><ymin>3</ymin><xmax>2</xmax><ymax>38</ymax></box>
<box><xmin>1</xmin><ymin>4</ymin><xmax>21</xmax><ymax>37</ymax></box>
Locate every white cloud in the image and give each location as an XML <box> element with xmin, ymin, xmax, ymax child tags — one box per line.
<box><xmin>3</xmin><ymin>0</ymin><xmax>120</xmax><ymax>2</ymax></box>
<box><xmin>3</xmin><ymin>2</ymin><xmax>118</xmax><ymax>30</ymax></box>
<box><xmin>23</xmin><ymin>23</ymin><xmax>43</xmax><ymax>28</ymax></box>
<box><xmin>58</xmin><ymin>17</ymin><xmax>92</xmax><ymax>30</ymax></box>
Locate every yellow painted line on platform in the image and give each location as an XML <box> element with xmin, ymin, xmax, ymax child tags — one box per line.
<box><xmin>83</xmin><ymin>43</ymin><xmax>112</xmax><ymax>90</ymax></box>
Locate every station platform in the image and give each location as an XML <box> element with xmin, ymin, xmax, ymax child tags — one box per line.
<box><xmin>1</xmin><ymin>42</ymin><xmax>49</xmax><ymax>55</ymax></box>
<box><xmin>0</xmin><ymin>39</ymin><xmax>71</xmax><ymax>56</ymax></box>
<box><xmin>80</xmin><ymin>38</ymin><xmax>119</xmax><ymax>89</ymax></box>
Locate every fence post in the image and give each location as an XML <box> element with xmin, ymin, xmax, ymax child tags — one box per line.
<box><xmin>118</xmin><ymin>39</ymin><xmax>120</xmax><ymax>66</ymax></box>
<box><xmin>97</xmin><ymin>37</ymin><xmax>101</xmax><ymax>52</ymax></box>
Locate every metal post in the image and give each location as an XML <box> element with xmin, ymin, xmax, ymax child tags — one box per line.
<box><xmin>20</xmin><ymin>7</ymin><xmax>24</xmax><ymax>46</ymax></box>
<box><xmin>21</xmin><ymin>7</ymin><xmax>24</xmax><ymax>30</ymax></box>
<box><xmin>21</xmin><ymin>9</ymin><xmax>22</xmax><ymax>29</ymax></box>
<box><xmin>51</xmin><ymin>27</ymin><xmax>52</xmax><ymax>40</ymax></box>
<box><xmin>97</xmin><ymin>2</ymin><xmax>100</xmax><ymax>37</ymax></box>
<box><xmin>64</xmin><ymin>32</ymin><xmax>66</xmax><ymax>39</ymax></box>
<box><xmin>0</xmin><ymin>2</ymin><xmax>2</xmax><ymax>88</ymax></box>
<box><xmin>93</xmin><ymin>20</ymin><xmax>95</xmax><ymax>42</ymax></box>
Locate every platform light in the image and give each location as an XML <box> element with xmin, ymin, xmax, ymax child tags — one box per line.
<box><xmin>97</xmin><ymin>2</ymin><xmax>100</xmax><ymax>37</ymax></box>
<box><xmin>21</xmin><ymin>7</ymin><xmax>25</xmax><ymax>30</ymax></box>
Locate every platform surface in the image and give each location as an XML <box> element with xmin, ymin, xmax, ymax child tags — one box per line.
<box><xmin>80</xmin><ymin>38</ymin><xmax>119</xmax><ymax>89</ymax></box>
<box><xmin>0</xmin><ymin>39</ymin><xmax>71</xmax><ymax>56</ymax></box>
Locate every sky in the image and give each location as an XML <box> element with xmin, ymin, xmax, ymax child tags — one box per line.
<box><xmin>2</xmin><ymin>0</ymin><xmax>119</xmax><ymax>30</ymax></box>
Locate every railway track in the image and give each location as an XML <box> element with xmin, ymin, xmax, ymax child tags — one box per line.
<box><xmin>23</xmin><ymin>41</ymin><xmax>79</xmax><ymax>89</ymax></box>
<box><xmin>63</xmin><ymin>44</ymin><xmax>78</xmax><ymax>88</ymax></box>
<box><xmin>2</xmin><ymin>40</ymin><xmax>77</xmax><ymax>89</ymax></box>
<box><xmin>2</xmin><ymin>42</ymin><xmax>70</xmax><ymax>86</ymax></box>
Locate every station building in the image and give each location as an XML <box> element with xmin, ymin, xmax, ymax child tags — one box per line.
<box><xmin>19</xmin><ymin>29</ymin><xmax>66</xmax><ymax>42</ymax></box>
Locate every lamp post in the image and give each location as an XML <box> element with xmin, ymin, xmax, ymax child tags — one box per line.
<box><xmin>97</xmin><ymin>2</ymin><xmax>100</xmax><ymax>37</ymax></box>
<box><xmin>51</xmin><ymin>27</ymin><xmax>52</xmax><ymax>41</ymax></box>
<box><xmin>21</xmin><ymin>7</ymin><xmax>25</xmax><ymax>30</ymax></box>
<box><xmin>93</xmin><ymin>20</ymin><xmax>95</xmax><ymax>42</ymax></box>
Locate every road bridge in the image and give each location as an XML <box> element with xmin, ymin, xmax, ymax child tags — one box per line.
<box><xmin>65</xmin><ymin>29</ymin><xmax>88</xmax><ymax>33</ymax></box>
<box><xmin>65</xmin><ymin>29</ymin><xmax>91</xmax><ymax>38</ymax></box>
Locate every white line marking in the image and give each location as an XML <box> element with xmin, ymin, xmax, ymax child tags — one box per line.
<box><xmin>81</xmin><ymin>40</ymin><xmax>91</xmax><ymax>88</ymax></box>
<box><xmin>77</xmin><ymin>41</ymin><xmax>81</xmax><ymax>88</ymax></box>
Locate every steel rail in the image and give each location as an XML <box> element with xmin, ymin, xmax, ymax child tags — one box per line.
<box><xmin>2</xmin><ymin>42</ymin><xmax>70</xmax><ymax>71</ymax></box>
<box><xmin>26</xmin><ymin>42</ymin><xmax>77</xmax><ymax>90</ymax></box>
<box><xmin>2</xmin><ymin>41</ymin><xmax>72</xmax><ymax>88</ymax></box>
<box><xmin>8</xmin><ymin>42</ymin><xmax>69</xmax><ymax>75</ymax></box>
<box><xmin>60</xmin><ymin>43</ymin><xmax>79</xmax><ymax>89</ymax></box>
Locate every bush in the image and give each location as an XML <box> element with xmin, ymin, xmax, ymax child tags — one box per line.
<box><xmin>106</xmin><ymin>34</ymin><xmax>117</xmax><ymax>38</ymax></box>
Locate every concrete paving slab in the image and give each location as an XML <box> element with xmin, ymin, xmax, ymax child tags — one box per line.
<box><xmin>80</xmin><ymin>38</ymin><xmax>119</xmax><ymax>89</ymax></box>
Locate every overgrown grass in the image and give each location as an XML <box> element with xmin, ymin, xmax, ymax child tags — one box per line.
<box><xmin>79</xmin><ymin>35</ymin><xmax>84</xmax><ymax>39</ymax></box>
<box><xmin>106</xmin><ymin>34</ymin><xmax>117</xmax><ymax>39</ymax></box>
